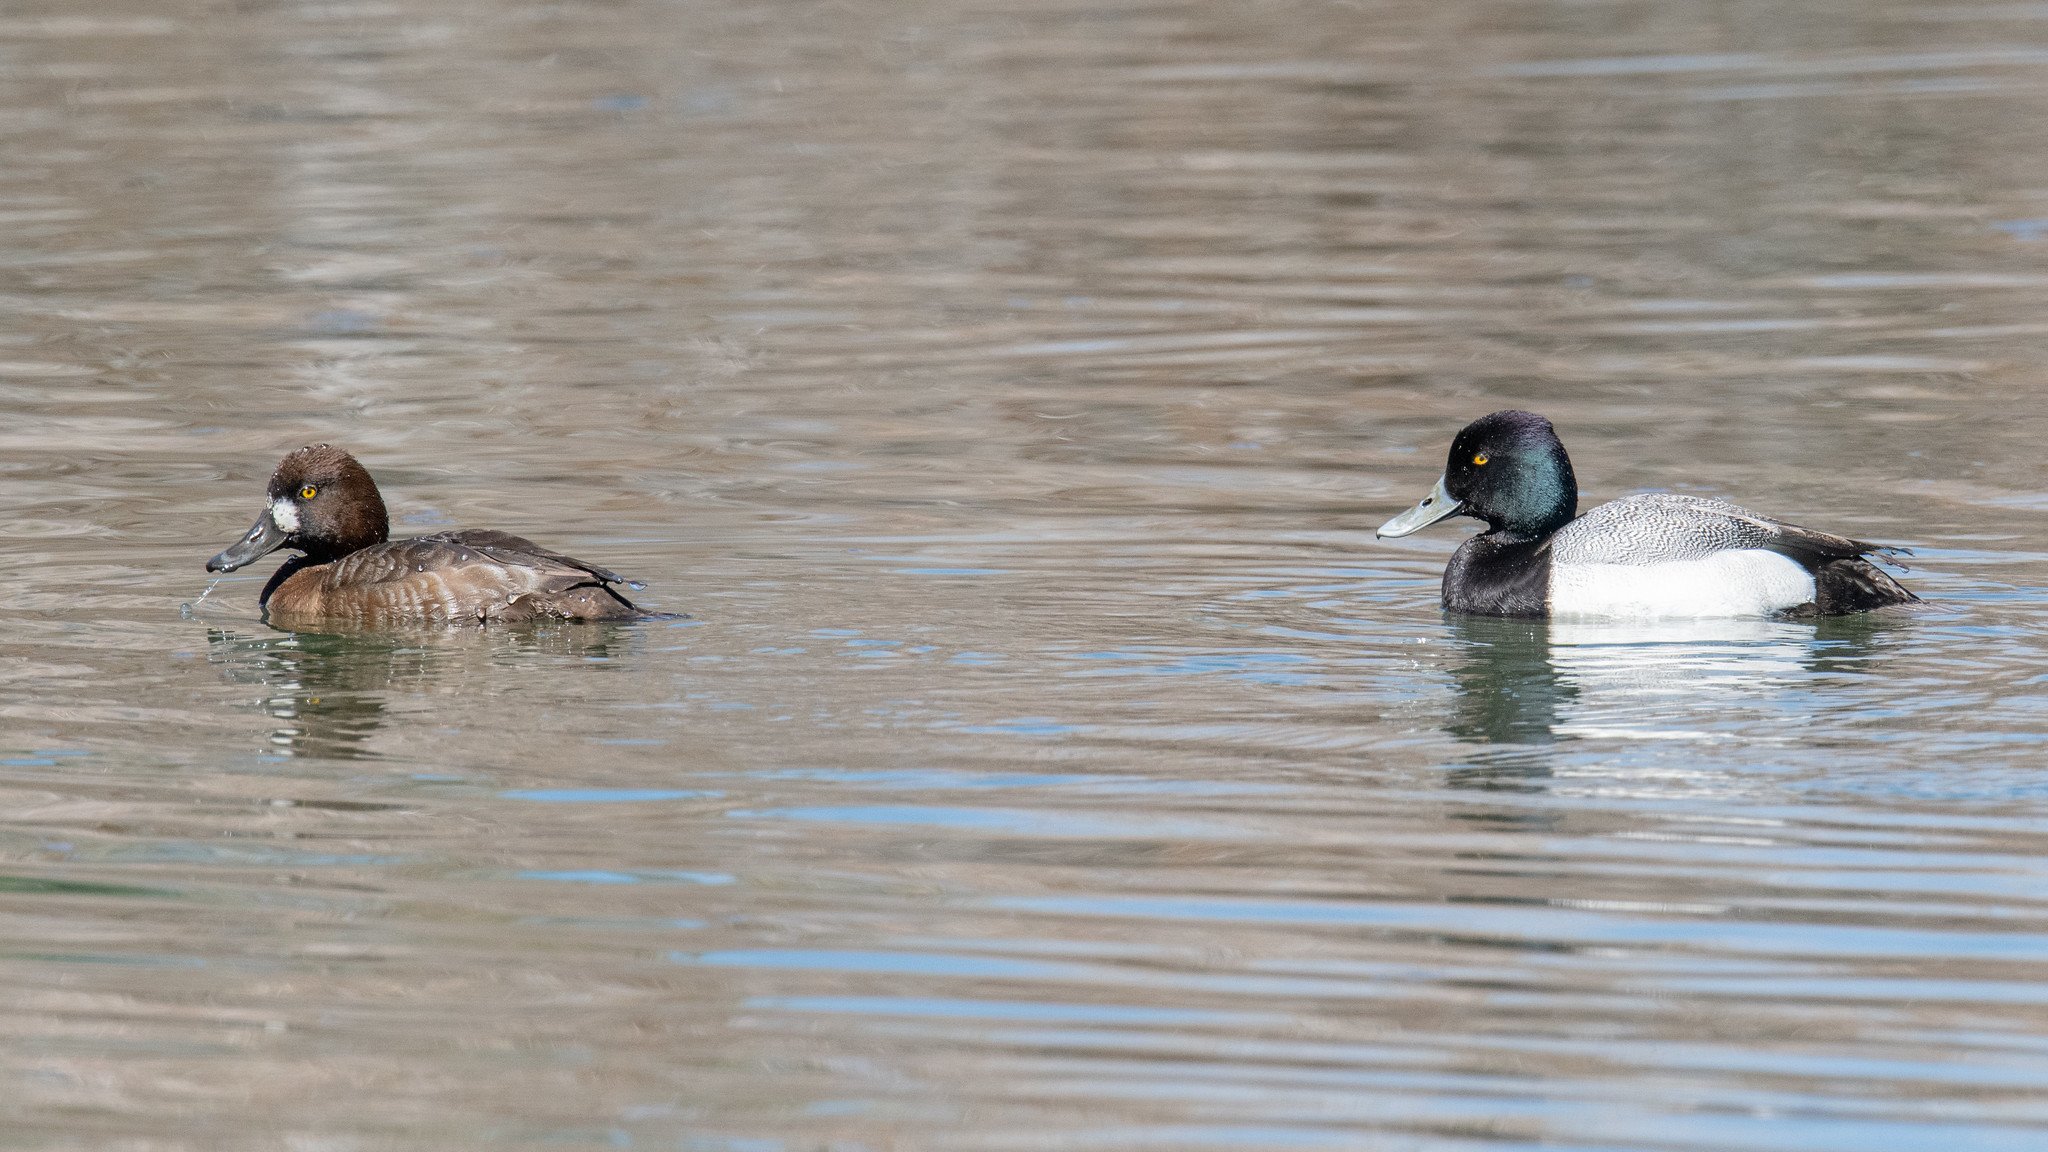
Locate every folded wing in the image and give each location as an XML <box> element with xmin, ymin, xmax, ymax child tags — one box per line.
<box><xmin>1554</xmin><ymin>493</ymin><xmax>1917</xmax><ymax>614</ymax></box>
<box><xmin>312</xmin><ymin>531</ymin><xmax>640</xmax><ymax>621</ymax></box>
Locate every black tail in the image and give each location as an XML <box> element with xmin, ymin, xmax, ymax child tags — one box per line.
<box><xmin>1813</xmin><ymin>557</ymin><xmax>1920</xmax><ymax>614</ymax></box>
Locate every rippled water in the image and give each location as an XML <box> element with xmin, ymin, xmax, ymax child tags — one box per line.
<box><xmin>3</xmin><ymin>0</ymin><xmax>2048</xmax><ymax>1148</ymax></box>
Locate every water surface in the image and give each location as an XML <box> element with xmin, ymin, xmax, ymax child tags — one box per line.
<box><xmin>2</xmin><ymin>0</ymin><xmax>2048</xmax><ymax>1148</ymax></box>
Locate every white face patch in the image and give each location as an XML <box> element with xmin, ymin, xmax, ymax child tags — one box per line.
<box><xmin>269</xmin><ymin>498</ymin><xmax>301</xmax><ymax>533</ymax></box>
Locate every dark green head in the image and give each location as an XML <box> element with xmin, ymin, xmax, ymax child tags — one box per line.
<box><xmin>1377</xmin><ymin>410</ymin><xmax>1579</xmax><ymax>541</ymax></box>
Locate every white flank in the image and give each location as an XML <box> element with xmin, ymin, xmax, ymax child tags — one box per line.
<box><xmin>269</xmin><ymin>498</ymin><xmax>300</xmax><ymax>533</ymax></box>
<box><xmin>1549</xmin><ymin>549</ymin><xmax>1815</xmax><ymax>619</ymax></box>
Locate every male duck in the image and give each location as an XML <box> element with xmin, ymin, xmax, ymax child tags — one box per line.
<box><xmin>207</xmin><ymin>444</ymin><xmax>645</xmax><ymax>626</ymax></box>
<box><xmin>1377</xmin><ymin>411</ymin><xmax>1919</xmax><ymax>618</ymax></box>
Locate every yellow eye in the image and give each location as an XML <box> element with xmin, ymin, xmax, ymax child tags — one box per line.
<box><xmin>1472</xmin><ymin>452</ymin><xmax>1489</xmax><ymax>466</ymax></box>
<box><xmin>299</xmin><ymin>485</ymin><xmax>318</xmax><ymax>500</ymax></box>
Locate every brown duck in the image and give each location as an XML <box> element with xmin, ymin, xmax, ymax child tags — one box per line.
<box><xmin>206</xmin><ymin>445</ymin><xmax>645</xmax><ymax>626</ymax></box>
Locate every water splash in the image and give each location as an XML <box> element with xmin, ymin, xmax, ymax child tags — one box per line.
<box><xmin>180</xmin><ymin>578</ymin><xmax>224</xmax><ymax>619</ymax></box>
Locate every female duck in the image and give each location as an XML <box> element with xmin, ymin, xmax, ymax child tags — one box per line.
<box><xmin>1377</xmin><ymin>411</ymin><xmax>1919</xmax><ymax>618</ymax></box>
<box><xmin>206</xmin><ymin>444</ymin><xmax>645</xmax><ymax>626</ymax></box>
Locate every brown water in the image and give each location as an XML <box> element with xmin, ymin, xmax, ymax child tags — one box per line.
<box><xmin>3</xmin><ymin>0</ymin><xmax>2048</xmax><ymax>1148</ymax></box>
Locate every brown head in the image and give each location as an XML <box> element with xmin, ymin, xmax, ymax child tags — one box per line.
<box><xmin>206</xmin><ymin>444</ymin><xmax>391</xmax><ymax>572</ymax></box>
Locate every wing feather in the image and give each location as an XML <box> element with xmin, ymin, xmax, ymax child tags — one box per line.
<box><xmin>1551</xmin><ymin>493</ymin><xmax>1919</xmax><ymax>612</ymax></box>
<box><xmin>297</xmin><ymin>533</ymin><xmax>640</xmax><ymax>622</ymax></box>
<box><xmin>1554</xmin><ymin>493</ymin><xmax>1900</xmax><ymax>568</ymax></box>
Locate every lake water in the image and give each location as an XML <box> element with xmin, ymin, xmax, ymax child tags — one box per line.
<box><xmin>3</xmin><ymin>0</ymin><xmax>2048</xmax><ymax>1148</ymax></box>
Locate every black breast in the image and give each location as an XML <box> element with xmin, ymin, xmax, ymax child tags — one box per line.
<box><xmin>1442</xmin><ymin>534</ymin><xmax>1552</xmax><ymax>617</ymax></box>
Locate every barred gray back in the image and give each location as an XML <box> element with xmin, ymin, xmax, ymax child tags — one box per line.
<box><xmin>1550</xmin><ymin>494</ymin><xmax>1783</xmax><ymax>566</ymax></box>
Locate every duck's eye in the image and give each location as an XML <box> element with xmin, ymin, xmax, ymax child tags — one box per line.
<box><xmin>299</xmin><ymin>485</ymin><xmax>318</xmax><ymax>500</ymax></box>
<box><xmin>1472</xmin><ymin>452</ymin><xmax>1489</xmax><ymax>466</ymax></box>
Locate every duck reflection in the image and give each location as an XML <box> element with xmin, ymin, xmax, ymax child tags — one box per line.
<box><xmin>1442</xmin><ymin>616</ymin><xmax>1572</xmax><ymax>746</ymax></box>
<box><xmin>206</xmin><ymin>624</ymin><xmax>638</xmax><ymax>760</ymax></box>
<box><xmin>1441</xmin><ymin>616</ymin><xmax>1575</xmax><ymax>790</ymax></box>
<box><xmin>1442</xmin><ymin>613</ymin><xmax>1897</xmax><ymax>787</ymax></box>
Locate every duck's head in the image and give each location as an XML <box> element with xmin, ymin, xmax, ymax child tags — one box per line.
<box><xmin>206</xmin><ymin>444</ymin><xmax>391</xmax><ymax>572</ymax></box>
<box><xmin>1376</xmin><ymin>410</ymin><xmax>1578</xmax><ymax>541</ymax></box>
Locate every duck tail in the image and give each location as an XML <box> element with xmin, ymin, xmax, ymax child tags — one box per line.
<box><xmin>1814</xmin><ymin>556</ymin><xmax>1920</xmax><ymax>614</ymax></box>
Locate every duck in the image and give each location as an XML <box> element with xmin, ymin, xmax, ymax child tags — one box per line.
<box><xmin>1376</xmin><ymin>410</ymin><xmax>1920</xmax><ymax>618</ymax></box>
<box><xmin>206</xmin><ymin>444</ymin><xmax>646</xmax><ymax>626</ymax></box>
